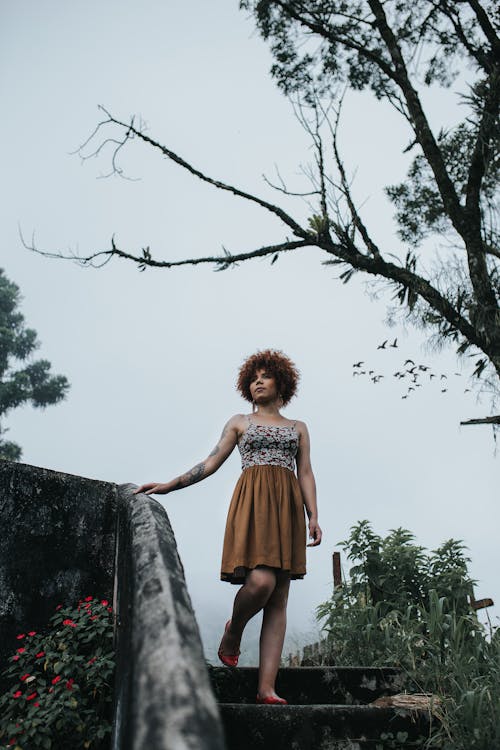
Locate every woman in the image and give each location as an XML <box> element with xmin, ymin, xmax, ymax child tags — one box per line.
<box><xmin>134</xmin><ymin>349</ymin><xmax>322</xmax><ymax>705</ymax></box>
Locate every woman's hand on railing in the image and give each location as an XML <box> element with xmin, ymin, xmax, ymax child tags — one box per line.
<box><xmin>133</xmin><ymin>483</ymin><xmax>170</xmax><ymax>495</ymax></box>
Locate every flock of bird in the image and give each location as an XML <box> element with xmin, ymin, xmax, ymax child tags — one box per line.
<box><xmin>352</xmin><ymin>339</ymin><xmax>471</xmax><ymax>399</ymax></box>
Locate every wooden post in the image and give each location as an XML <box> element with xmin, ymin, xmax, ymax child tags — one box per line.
<box><xmin>470</xmin><ymin>594</ymin><xmax>494</xmax><ymax>611</ymax></box>
<box><xmin>332</xmin><ymin>551</ymin><xmax>342</xmax><ymax>592</ymax></box>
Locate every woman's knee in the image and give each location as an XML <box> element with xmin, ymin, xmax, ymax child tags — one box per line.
<box><xmin>246</xmin><ymin>567</ymin><xmax>276</xmax><ymax>599</ymax></box>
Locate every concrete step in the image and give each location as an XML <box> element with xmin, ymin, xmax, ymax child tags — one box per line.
<box><xmin>219</xmin><ymin>704</ymin><xmax>430</xmax><ymax>750</ymax></box>
<box><xmin>209</xmin><ymin>666</ymin><xmax>406</xmax><ymax>705</ymax></box>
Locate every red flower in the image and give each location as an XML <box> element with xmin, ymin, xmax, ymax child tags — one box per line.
<box><xmin>34</xmin><ymin>701</ymin><xmax>40</xmax><ymax>707</ymax></box>
<box><xmin>62</xmin><ymin>619</ymin><xmax>77</xmax><ymax>627</ymax></box>
<box><xmin>12</xmin><ymin>690</ymin><xmax>22</xmax><ymax>698</ymax></box>
<box><xmin>87</xmin><ymin>657</ymin><xmax>96</xmax><ymax>666</ymax></box>
<box><xmin>9</xmin><ymin>739</ymin><xmax>16</xmax><ymax>746</ymax></box>
<box><xmin>27</xmin><ymin>631</ymin><xmax>36</xmax><ymax>636</ymax></box>
<box><xmin>35</xmin><ymin>651</ymin><xmax>45</xmax><ymax>659</ymax></box>
<box><xmin>65</xmin><ymin>678</ymin><xmax>74</xmax><ymax>690</ymax></box>
<box><xmin>16</xmin><ymin>634</ymin><xmax>25</xmax><ymax>640</ymax></box>
<box><xmin>26</xmin><ymin>692</ymin><xmax>37</xmax><ymax>700</ymax></box>
<box><xmin>12</xmin><ymin>655</ymin><xmax>20</xmax><ymax>661</ymax></box>
<box><xmin>16</xmin><ymin>647</ymin><xmax>25</xmax><ymax>654</ymax></box>
<box><xmin>20</xmin><ymin>674</ymin><xmax>30</xmax><ymax>682</ymax></box>
<box><xmin>51</xmin><ymin>675</ymin><xmax>61</xmax><ymax>685</ymax></box>
<box><xmin>84</xmin><ymin>596</ymin><xmax>93</xmax><ymax>602</ymax></box>
<box><xmin>48</xmin><ymin>687</ymin><xmax>54</xmax><ymax>693</ymax></box>
<box><xmin>90</xmin><ymin>615</ymin><xmax>98</xmax><ymax>621</ymax></box>
<box><xmin>101</xmin><ymin>599</ymin><xmax>109</xmax><ymax>606</ymax></box>
<box><xmin>107</xmin><ymin>606</ymin><xmax>113</xmax><ymax>612</ymax></box>
<box><xmin>84</xmin><ymin>602</ymin><xmax>92</xmax><ymax>610</ymax></box>
<box><xmin>55</xmin><ymin>604</ymin><xmax>62</xmax><ymax>610</ymax></box>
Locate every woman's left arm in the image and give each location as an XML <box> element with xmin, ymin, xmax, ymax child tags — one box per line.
<box><xmin>296</xmin><ymin>422</ymin><xmax>322</xmax><ymax>547</ymax></box>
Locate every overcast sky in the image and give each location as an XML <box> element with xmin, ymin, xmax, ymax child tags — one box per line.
<box><xmin>1</xmin><ymin>1</ymin><xmax>497</xmax><ymax>660</ymax></box>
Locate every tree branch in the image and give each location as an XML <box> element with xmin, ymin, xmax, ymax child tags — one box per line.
<box><xmin>484</xmin><ymin>242</ymin><xmax>500</xmax><ymax>261</ymax></box>
<box><xmin>272</xmin><ymin>0</ymin><xmax>403</xmax><ymax>85</ymax></box>
<box><xmin>366</xmin><ymin>1</ymin><xmax>465</xmax><ymax>226</ymax></box>
<box><xmin>460</xmin><ymin>414</ymin><xmax>500</xmax><ymax>425</ymax></box>
<box><xmin>466</xmin><ymin>0</ymin><xmax>500</xmax><ymax>58</ymax></box>
<box><xmin>23</xmin><ymin>233</ymin><xmax>313</xmax><ymax>271</ymax></box>
<box><xmin>325</xmin><ymin>97</ymin><xmax>382</xmax><ymax>260</ymax></box>
<box><xmin>465</xmin><ymin>67</ymin><xmax>500</xmax><ymax>216</ymax></box>
<box><xmin>439</xmin><ymin>1</ymin><xmax>491</xmax><ymax>72</ymax></box>
<box><xmin>366</xmin><ymin>0</ymin><xmax>499</xmax><ymax>316</ymax></box>
<box><xmin>262</xmin><ymin>166</ymin><xmax>320</xmax><ymax>197</ymax></box>
<box><xmin>320</xmin><ymin>238</ymin><xmax>484</xmax><ymax>351</ymax></box>
<box><xmin>462</xmin><ymin>65</ymin><xmax>500</xmax><ymax>316</ymax></box>
<box><xmin>91</xmin><ymin>106</ymin><xmax>308</xmax><ymax>240</ymax></box>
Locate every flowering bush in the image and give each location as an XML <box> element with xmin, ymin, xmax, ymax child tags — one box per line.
<box><xmin>0</xmin><ymin>596</ymin><xmax>115</xmax><ymax>750</ymax></box>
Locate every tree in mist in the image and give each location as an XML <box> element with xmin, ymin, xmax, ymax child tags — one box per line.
<box><xmin>30</xmin><ymin>1</ymin><xmax>499</xmax><ymax>421</ymax></box>
<box><xmin>0</xmin><ymin>269</ymin><xmax>69</xmax><ymax>461</ymax></box>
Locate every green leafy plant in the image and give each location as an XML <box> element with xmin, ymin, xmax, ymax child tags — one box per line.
<box><xmin>0</xmin><ymin>596</ymin><xmax>115</xmax><ymax>750</ymax></box>
<box><xmin>317</xmin><ymin>521</ymin><xmax>500</xmax><ymax>749</ymax></box>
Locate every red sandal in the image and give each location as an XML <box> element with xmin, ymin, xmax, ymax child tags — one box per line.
<box><xmin>256</xmin><ymin>694</ymin><xmax>288</xmax><ymax>705</ymax></box>
<box><xmin>217</xmin><ymin>620</ymin><xmax>240</xmax><ymax>668</ymax></box>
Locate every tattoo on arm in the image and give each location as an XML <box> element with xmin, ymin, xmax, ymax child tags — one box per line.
<box><xmin>174</xmin><ymin>462</ymin><xmax>206</xmax><ymax>489</ymax></box>
<box><xmin>209</xmin><ymin>424</ymin><xmax>228</xmax><ymax>457</ymax></box>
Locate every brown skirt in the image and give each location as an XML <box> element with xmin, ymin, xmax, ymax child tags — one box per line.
<box><xmin>221</xmin><ymin>464</ymin><xmax>307</xmax><ymax>584</ymax></box>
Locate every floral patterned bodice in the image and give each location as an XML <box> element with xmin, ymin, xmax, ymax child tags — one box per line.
<box><xmin>238</xmin><ymin>418</ymin><xmax>299</xmax><ymax>472</ymax></box>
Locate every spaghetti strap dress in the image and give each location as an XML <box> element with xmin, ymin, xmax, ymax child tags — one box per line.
<box><xmin>220</xmin><ymin>416</ymin><xmax>307</xmax><ymax>584</ymax></box>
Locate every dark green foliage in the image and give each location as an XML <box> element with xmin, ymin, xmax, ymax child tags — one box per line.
<box><xmin>317</xmin><ymin>521</ymin><xmax>500</xmax><ymax>748</ymax></box>
<box><xmin>386</xmin><ymin>120</ymin><xmax>500</xmax><ymax>247</ymax></box>
<box><xmin>336</xmin><ymin>520</ymin><xmax>473</xmax><ymax>616</ymax></box>
<box><xmin>0</xmin><ymin>597</ymin><xmax>115</xmax><ymax>750</ymax></box>
<box><xmin>0</xmin><ymin>269</ymin><xmax>69</xmax><ymax>461</ymax></box>
<box><xmin>242</xmin><ymin>2</ymin><xmax>496</xmax><ymax>98</ymax></box>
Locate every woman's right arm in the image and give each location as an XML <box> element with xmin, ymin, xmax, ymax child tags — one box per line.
<box><xmin>134</xmin><ymin>415</ymin><xmax>241</xmax><ymax>496</ymax></box>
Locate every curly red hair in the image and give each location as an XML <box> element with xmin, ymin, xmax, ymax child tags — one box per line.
<box><xmin>236</xmin><ymin>349</ymin><xmax>300</xmax><ymax>407</ymax></box>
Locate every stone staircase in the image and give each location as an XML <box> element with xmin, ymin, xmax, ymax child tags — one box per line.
<box><xmin>209</xmin><ymin>666</ymin><xmax>431</xmax><ymax>749</ymax></box>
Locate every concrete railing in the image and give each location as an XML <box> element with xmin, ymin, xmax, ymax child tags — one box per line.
<box><xmin>112</xmin><ymin>484</ymin><xmax>225</xmax><ymax>750</ymax></box>
<box><xmin>0</xmin><ymin>461</ymin><xmax>225</xmax><ymax>750</ymax></box>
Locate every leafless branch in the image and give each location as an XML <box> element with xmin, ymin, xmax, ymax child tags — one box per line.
<box><xmin>324</xmin><ymin>95</ymin><xmax>382</xmax><ymax>259</ymax></box>
<box><xmin>262</xmin><ymin>164</ymin><xmax>320</xmax><ymax>197</ymax></box>
<box><xmin>73</xmin><ymin>112</ymin><xmax>141</xmax><ymax>181</ymax></box>
<box><xmin>85</xmin><ymin>106</ymin><xmax>308</xmax><ymax>239</ymax></box>
<box><xmin>22</xmin><ymin>231</ymin><xmax>313</xmax><ymax>271</ymax></box>
<box><xmin>460</xmin><ymin>414</ymin><xmax>500</xmax><ymax>425</ymax></box>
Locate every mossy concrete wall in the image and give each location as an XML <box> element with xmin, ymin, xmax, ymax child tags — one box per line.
<box><xmin>0</xmin><ymin>460</ymin><xmax>116</xmax><ymax>668</ymax></box>
<box><xmin>0</xmin><ymin>461</ymin><xmax>226</xmax><ymax>750</ymax></box>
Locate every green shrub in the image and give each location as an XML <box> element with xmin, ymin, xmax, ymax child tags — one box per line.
<box><xmin>0</xmin><ymin>597</ymin><xmax>115</xmax><ymax>750</ymax></box>
<box><xmin>317</xmin><ymin>521</ymin><xmax>500</xmax><ymax>749</ymax></box>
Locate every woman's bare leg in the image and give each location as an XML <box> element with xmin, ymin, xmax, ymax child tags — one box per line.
<box><xmin>219</xmin><ymin>567</ymin><xmax>277</xmax><ymax>657</ymax></box>
<box><xmin>257</xmin><ymin>572</ymin><xmax>290</xmax><ymax>698</ymax></box>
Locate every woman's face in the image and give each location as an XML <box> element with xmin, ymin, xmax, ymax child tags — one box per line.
<box><xmin>249</xmin><ymin>368</ymin><xmax>279</xmax><ymax>404</ymax></box>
